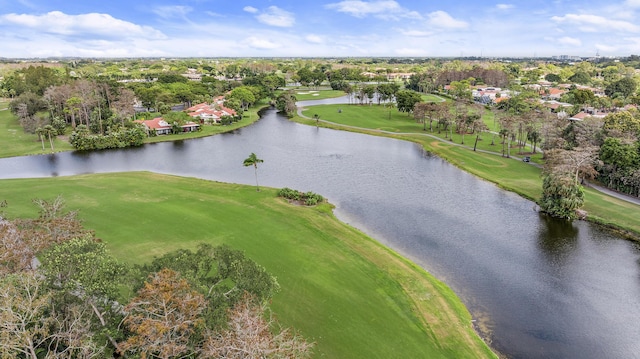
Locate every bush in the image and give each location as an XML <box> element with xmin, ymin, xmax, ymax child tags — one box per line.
<box><xmin>277</xmin><ymin>188</ymin><xmax>324</xmax><ymax>206</ymax></box>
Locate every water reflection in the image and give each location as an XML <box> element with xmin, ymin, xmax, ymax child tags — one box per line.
<box><xmin>46</xmin><ymin>153</ymin><xmax>59</xmax><ymax>177</ymax></box>
<box><xmin>0</xmin><ymin>109</ymin><xmax>639</xmax><ymax>358</ymax></box>
<box><xmin>537</xmin><ymin>214</ymin><xmax>579</xmax><ymax>265</ymax></box>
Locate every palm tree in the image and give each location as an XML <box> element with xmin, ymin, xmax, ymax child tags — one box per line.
<box><xmin>313</xmin><ymin>114</ymin><xmax>320</xmax><ymax>127</ymax></box>
<box><xmin>243</xmin><ymin>153</ymin><xmax>264</xmax><ymax>191</ymax></box>
<box><xmin>43</xmin><ymin>125</ymin><xmax>56</xmax><ymax>152</ymax></box>
<box><xmin>35</xmin><ymin>127</ymin><xmax>45</xmax><ymax>151</ymax></box>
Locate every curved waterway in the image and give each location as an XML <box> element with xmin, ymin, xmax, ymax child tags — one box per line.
<box><xmin>1</xmin><ymin>107</ymin><xmax>639</xmax><ymax>359</ymax></box>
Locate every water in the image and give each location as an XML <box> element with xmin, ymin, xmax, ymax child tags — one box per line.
<box><xmin>1</xmin><ymin>108</ymin><xmax>639</xmax><ymax>359</ymax></box>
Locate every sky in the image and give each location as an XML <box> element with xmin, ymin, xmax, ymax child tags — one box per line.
<box><xmin>1</xmin><ymin>0</ymin><xmax>640</xmax><ymax>58</ymax></box>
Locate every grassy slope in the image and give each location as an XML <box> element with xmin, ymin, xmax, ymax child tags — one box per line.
<box><xmin>296</xmin><ymin>104</ymin><xmax>640</xmax><ymax>238</ymax></box>
<box><xmin>0</xmin><ymin>172</ymin><xmax>495</xmax><ymax>359</ymax></box>
<box><xmin>0</xmin><ymin>101</ymin><xmax>74</xmax><ymax>157</ymax></box>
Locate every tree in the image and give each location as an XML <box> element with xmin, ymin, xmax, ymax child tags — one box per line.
<box><xmin>40</xmin><ymin>236</ymin><xmax>126</xmax><ymax>316</ymax></box>
<box><xmin>539</xmin><ymin>173</ymin><xmax>584</xmax><ymax>220</ymax></box>
<box><xmin>1</xmin><ymin>196</ymin><xmax>90</xmax><ymax>275</ymax></box>
<box><xmin>313</xmin><ymin>113</ymin><xmax>320</xmax><ymax>127</ymax></box>
<box><xmin>138</xmin><ymin>243</ymin><xmax>279</xmax><ymax>329</ymax></box>
<box><xmin>42</xmin><ymin>124</ymin><xmax>56</xmax><ymax>152</ymax></box>
<box><xmin>228</xmin><ymin>86</ymin><xmax>256</xmax><ymax>111</ymax></box>
<box><xmin>296</xmin><ymin>67</ymin><xmax>314</xmax><ymax>87</ymax></box>
<box><xmin>202</xmin><ymin>293</ymin><xmax>313</xmax><ymax>358</ymax></box>
<box><xmin>528</xmin><ymin>130</ymin><xmax>541</xmax><ymax>153</ymax></box>
<box><xmin>119</xmin><ymin>268</ymin><xmax>207</xmax><ymax>359</ymax></box>
<box><xmin>65</xmin><ymin>96</ymin><xmax>82</xmax><ymax>129</ymax></box>
<box><xmin>605</xmin><ymin>77</ymin><xmax>637</xmax><ymax>98</ymax></box>
<box><xmin>243</xmin><ymin>152</ymin><xmax>264</xmax><ymax>191</ymax></box>
<box><xmin>569</xmin><ymin>71</ymin><xmax>591</xmax><ymax>85</ymax></box>
<box><xmin>0</xmin><ymin>272</ymin><xmax>54</xmax><ymax>359</ymax></box>
<box><xmin>362</xmin><ymin>85</ymin><xmax>376</xmax><ymax>105</ymax></box>
<box><xmin>545</xmin><ymin>73</ymin><xmax>561</xmax><ymax>83</ymax></box>
<box><xmin>275</xmin><ymin>91</ymin><xmax>297</xmax><ymax>117</ymax></box>
<box><xmin>540</xmin><ymin>146</ymin><xmax>597</xmax><ymax>220</ymax></box>
<box><xmin>35</xmin><ymin>127</ymin><xmax>45</xmax><ymax>151</ymax></box>
<box><xmin>413</xmin><ymin>102</ymin><xmax>429</xmax><ymax>130</ymax></box>
<box><xmin>395</xmin><ymin>90</ymin><xmax>422</xmax><ymax>115</ymax></box>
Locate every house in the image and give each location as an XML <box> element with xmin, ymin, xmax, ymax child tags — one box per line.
<box><xmin>568</xmin><ymin>112</ymin><xmax>589</xmax><ymax>121</ymax></box>
<box><xmin>186</xmin><ymin>100</ymin><xmax>237</xmax><ymax>124</ymax></box>
<box><xmin>541</xmin><ymin>87</ymin><xmax>567</xmax><ymax>100</ymax></box>
<box><xmin>386</xmin><ymin>72</ymin><xmax>414</xmax><ymax>81</ymax></box>
<box><xmin>135</xmin><ymin>117</ymin><xmax>200</xmax><ymax>135</ymax></box>
<box><xmin>541</xmin><ymin>100</ymin><xmax>573</xmax><ymax>113</ymax></box>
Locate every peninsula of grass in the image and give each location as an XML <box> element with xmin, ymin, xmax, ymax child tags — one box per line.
<box><xmin>296</xmin><ymin>103</ymin><xmax>640</xmax><ymax>239</ymax></box>
<box><xmin>0</xmin><ymin>172</ymin><xmax>495</xmax><ymax>359</ymax></box>
<box><xmin>0</xmin><ymin>101</ymin><xmax>266</xmax><ymax>158</ymax></box>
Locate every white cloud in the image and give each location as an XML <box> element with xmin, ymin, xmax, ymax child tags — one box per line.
<box><xmin>551</xmin><ymin>14</ymin><xmax>640</xmax><ymax>33</ymax></box>
<box><xmin>0</xmin><ymin>11</ymin><xmax>166</xmax><ymax>39</ymax></box>
<box><xmin>243</xmin><ymin>6</ymin><xmax>258</xmax><ymax>14</ymax></box>
<box><xmin>557</xmin><ymin>36</ymin><xmax>582</xmax><ymax>46</ymax></box>
<box><xmin>245</xmin><ymin>36</ymin><xmax>280</xmax><ymax>49</ymax></box>
<box><xmin>152</xmin><ymin>5</ymin><xmax>192</xmax><ymax>19</ymax></box>
<box><xmin>427</xmin><ymin>11</ymin><xmax>468</xmax><ymax>29</ymax></box>
<box><xmin>325</xmin><ymin>0</ymin><xmax>421</xmax><ymax>20</ymax></box>
<box><xmin>596</xmin><ymin>43</ymin><xmax>619</xmax><ymax>52</ymax></box>
<box><xmin>305</xmin><ymin>34</ymin><xmax>324</xmax><ymax>43</ymax></box>
<box><xmin>625</xmin><ymin>0</ymin><xmax>640</xmax><ymax>7</ymax></box>
<box><xmin>496</xmin><ymin>4</ymin><xmax>514</xmax><ymax>10</ymax></box>
<box><xmin>398</xmin><ymin>29</ymin><xmax>432</xmax><ymax>37</ymax></box>
<box><xmin>256</xmin><ymin>6</ymin><xmax>295</xmax><ymax>27</ymax></box>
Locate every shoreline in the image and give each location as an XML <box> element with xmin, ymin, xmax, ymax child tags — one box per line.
<box><xmin>292</xmin><ymin>103</ymin><xmax>640</xmax><ymax>243</ymax></box>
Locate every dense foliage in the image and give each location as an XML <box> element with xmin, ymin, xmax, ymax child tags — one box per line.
<box><xmin>277</xmin><ymin>187</ymin><xmax>325</xmax><ymax>205</ymax></box>
<box><xmin>0</xmin><ymin>198</ymin><xmax>311</xmax><ymax>358</ymax></box>
<box><xmin>69</xmin><ymin>124</ymin><xmax>146</xmax><ymax>150</ymax></box>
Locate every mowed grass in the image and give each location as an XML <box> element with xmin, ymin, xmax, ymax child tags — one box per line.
<box><xmin>301</xmin><ymin>103</ymin><xmax>544</xmax><ymax>161</ymax></box>
<box><xmin>296</xmin><ymin>104</ymin><xmax>640</xmax><ymax>238</ymax></box>
<box><xmin>0</xmin><ymin>172</ymin><xmax>496</xmax><ymax>359</ymax></box>
<box><xmin>0</xmin><ymin>102</ymin><xmax>74</xmax><ymax>158</ymax></box>
<box><xmin>292</xmin><ymin>89</ymin><xmax>346</xmax><ymax>101</ymax></box>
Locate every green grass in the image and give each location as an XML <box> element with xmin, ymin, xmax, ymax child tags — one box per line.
<box><xmin>0</xmin><ymin>172</ymin><xmax>496</xmax><ymax>359</ymax></box>
<box><xmin>142</xmin><ymin>104</ymin><xmax>265</xmax><ymax>144</ymax></box>
<box><xmin>301</xmin><ymin>104</ymin><xmax>543</xmax><ymax>160</ymax></box>
<box><xmin>292</xmin><ymin>89</ymin><xmax>346</xmax><ymax>101</ymax></box>
<box><xmin>295</xmin><ymin>104</ymin><xmax>640</xmax><ymax>239</ymax></box>
<box><xmin>0</xmin><ymin>102</ymin><xmax>265</xmax><ymax>158</ymax></box>
<box><xmin>0</xmin><ymin>104</ymin><xmax>74</xmax><ymax>158</ymax></box>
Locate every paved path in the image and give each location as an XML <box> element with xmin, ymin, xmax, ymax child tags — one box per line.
<box><xmin>297</xmin><ymin>104</ymin><xmax>640</xmax><ymax>207</ymax></box>
<box><xmin>585</xmin><ymin>182</ymin><xmax>640</xmax><ymax>206</ymax></box>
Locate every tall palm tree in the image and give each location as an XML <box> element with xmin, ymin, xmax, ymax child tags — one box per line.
<box><xmin>243</xmin><ymin>153</ymin><xmax>264</xmax><ymax>191</ymax></box>
<box><xmin>35</xmin><ymin>127</ymin><xmax>45</xmax><ymax>151</ymax></box>
<box><xmin>43</xmin><ymin>125</ymin><xmax>56</xmax><ymax>152</ymax></box>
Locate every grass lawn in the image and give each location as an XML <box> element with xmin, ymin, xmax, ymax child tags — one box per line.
<box><xmin>0</xmin><ymin>172</ymin><xmax>496</xmax><ymax>359</ymax></box>
<box><xmin>301</xmin><ymin>103</ymin><xmax>544</xmax><ymax>161</ymax></box>
<box><xmin>0</xmin><ymin>103</ymin><xmax>74</xmax><ymax>158</ymax></box>
<box><xmin>295</xmin><ymin>104</ymin><xmax>640</xmax><ymax>238</ymax></box>
<box><xmin>292</xmin><ymin>89</ymin><xmax>346</xmax><ymax>101</ymax></box>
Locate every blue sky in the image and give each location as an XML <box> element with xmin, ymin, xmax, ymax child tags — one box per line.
<box><xmin>1</xmin><ymin>0</ymin><xmax>640</xmax><ymax>58</ymax></box>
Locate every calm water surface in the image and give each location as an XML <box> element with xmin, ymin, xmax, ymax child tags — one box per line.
<box><xmin>1</xmin><ymin>107</ymin><xmax>639</xmax><ymax>359</ymax></box>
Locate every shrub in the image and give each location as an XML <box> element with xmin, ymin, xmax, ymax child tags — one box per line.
<box><xmin>277</xmin><ymin>188</ymin><xmax>324</xmax><ymax>206</ymax></box>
